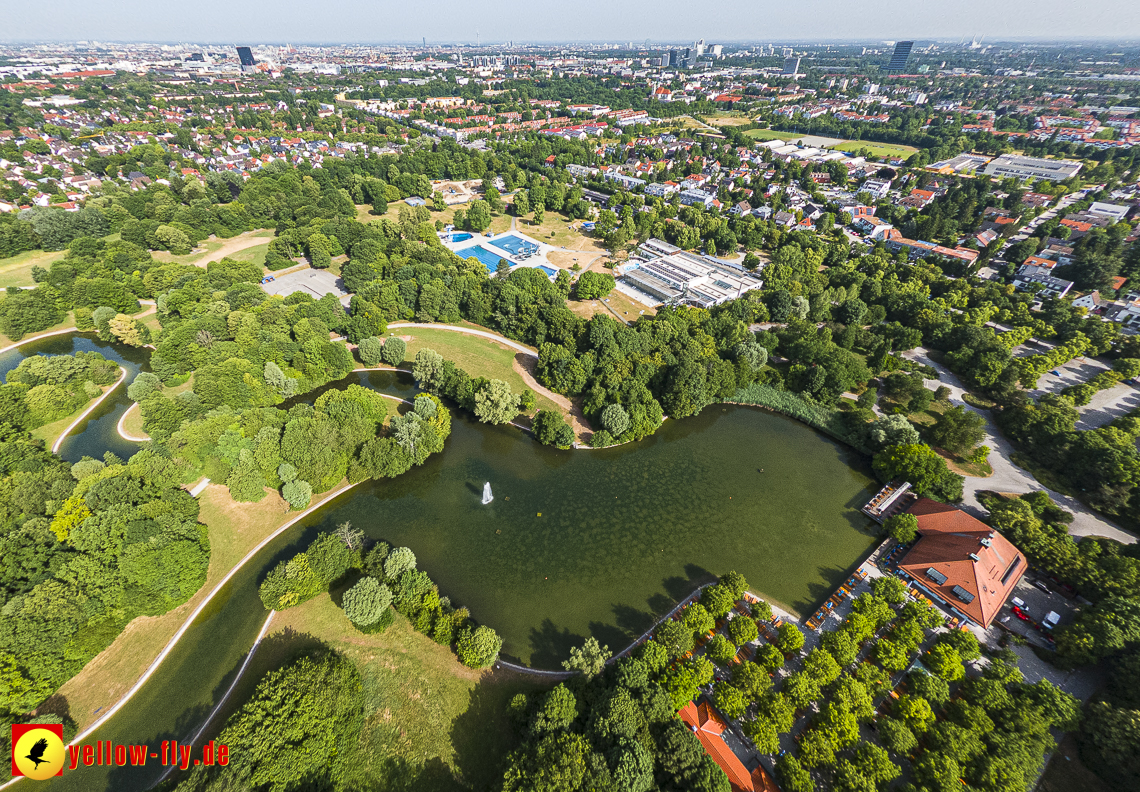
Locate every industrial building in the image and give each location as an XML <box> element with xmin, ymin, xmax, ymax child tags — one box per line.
<box><xmin>619</xmin><ymin>239</ymin><xmax>763</xmax><ymax>309</ymax></box>
<box><xmin>982</xmin><ymin>154</ymin><xmax>1083</xmax><ymax>182</ymax></box>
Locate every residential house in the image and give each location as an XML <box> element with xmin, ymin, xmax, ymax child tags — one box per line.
<box><xmin>860</xmin><ymin>178</ymin><xmax>892</xmax><ymax>199</ymax></box>
<box><xmin>1013</xmin><ymin>268</ymin><xmax>1074</xmax><ymax>299</ymax></box>
<box><xmin>853</xmin><ymin>215</ymin><xmax>895</xmax><ymax>240</ymax></box>
<box><xmin>1072</xmin><ymin>291</ymin><xmax>1102</xmax><ymax>311</ymax></box>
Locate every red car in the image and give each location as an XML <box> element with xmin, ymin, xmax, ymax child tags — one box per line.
<box><xmin>1012</xmin><ymin>606</ymin><xmax>1030</xmax><ymax>621</ymax></box>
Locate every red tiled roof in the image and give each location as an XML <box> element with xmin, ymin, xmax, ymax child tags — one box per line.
<box><xmin>1111</xmin><ymin>276</ymin><xmax>1128</xmax><ymax>291</ymax></box>
<box><xmin>679</xmin><ymin>701</ymin><xmax>779</xmax><ymax>792</ymax></box>
<box><xmin>898</xmin><ymin>499</ymin><xmax>1026</xmax><ymax>627</ymax></box>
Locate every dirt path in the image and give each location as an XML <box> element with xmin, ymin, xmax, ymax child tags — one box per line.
<box><xmin>510</xmin><ymin>356</ymin><xmax>592</xmax><ymax>443</ymax></box>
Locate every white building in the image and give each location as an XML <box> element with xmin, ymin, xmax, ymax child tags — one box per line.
<box><xmin>982</xmin><ymin>154</ymin><xmax>1083</xmax><ymax>182</ymax></box>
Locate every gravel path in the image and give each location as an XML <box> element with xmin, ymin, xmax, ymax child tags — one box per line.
<box><xmin>903</xmin><ymin>347</ymin><xmax>1134</xmax><ymax>544</ymax></box>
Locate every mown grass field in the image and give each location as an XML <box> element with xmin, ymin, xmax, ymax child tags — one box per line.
<box><xmin>0</xmin><ymin>248</ymin><xmax>67</xmax><ymax>288</ymax></box>
<box><xmin>54</xmin><ymin>479</ymin><xmax>352</xmax><ymax>729</ymax></box>
<box><xmin>744</xmin><ymin>129</ymin><xmax>803</xmax><ymax>142</ymax></box>
<box><xmin>832</xmin><ymin>140</ymin><xmax>919</xmax><ymax>160</ymax></box>
<box><xmin>396</xmin><ymin>327</ymin><xmax>560</xmax><ymax>416</ymax></box>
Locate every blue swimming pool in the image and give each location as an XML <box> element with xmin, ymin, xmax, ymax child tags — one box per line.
<box><xmin>445</xmin><ymin>232</ymin><xmax>473</xmax><ymax>243</ymax></box>
<box><xmin>536</xmin><ymin>265</ymin><xmax>557</xmax><ymax>278</ymax></box>
<box><xmin>488</xmin><ymin>234</ymin><xmax>540</xmax><ymax>257</ymax></box>
<box><xmin>456</xmin><ymin>245</ymin><xmax>510</xmax><ymax>271</ymax></box>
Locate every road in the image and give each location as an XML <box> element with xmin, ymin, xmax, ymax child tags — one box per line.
<box><xmin>903</xmin><ymin>347</ymin><xmax>1135</xmax><ymax>544</ymax></box>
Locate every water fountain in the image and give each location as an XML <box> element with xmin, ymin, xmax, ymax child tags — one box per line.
<box><xmin>482</xmin><ymin>482</ymin><xmax>494</xmax><ymax>505</ymax></box>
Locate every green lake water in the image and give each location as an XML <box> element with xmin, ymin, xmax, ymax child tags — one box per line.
<box><xmin>12</xmin><ymin>340</ymin><xmax>880</xmax><ymax>791</ymax></box>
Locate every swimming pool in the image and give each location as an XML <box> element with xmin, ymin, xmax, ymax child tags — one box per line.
<box><xmin>444</xmin><ymin>232</ymin><xmax>473</xmax><ymax>243</ymax></box>
<box><xmin>536</xmin><ymin>265</ymin><xmax>557</xmax><ymax>278</ymax></box>
<box><xmin>456</xmin><ymin>245</ymin><xmax>510</xmax><ymax>271</ymax></box>
<box><xmin>488</xmin><ymin>234</ymin><xmax>540</xmax><ymax>257</ymax></box>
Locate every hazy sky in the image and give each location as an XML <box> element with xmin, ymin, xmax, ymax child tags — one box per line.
<box><xmin>7</xmin><ymin>0</ymin><xmax>1140</xmax><ymax>44</ymax></box>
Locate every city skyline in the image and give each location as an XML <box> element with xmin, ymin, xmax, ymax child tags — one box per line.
<box><xmin>7</xmin><ymin>0</ymin><xmax>1140</xmax><ymax>44</ymax></box>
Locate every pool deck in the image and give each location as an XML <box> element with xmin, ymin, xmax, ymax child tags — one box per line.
<box><xmin>440</xmin><ymin>229</ymin><xmax>559</xmax><ymax>277</ymax></box>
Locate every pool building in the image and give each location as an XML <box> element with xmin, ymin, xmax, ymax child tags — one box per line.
<box><xmin>621</xmin><ymin>238</ymin><xmax>764</xmax><ymax>309</ymax></box>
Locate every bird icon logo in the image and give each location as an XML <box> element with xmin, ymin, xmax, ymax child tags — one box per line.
<box><xmin>25</xmin><ymin>738</ymin><xmax>49</xmax><ymax>769</ymax></box>
<box><xmin>11</xmin><ymin>724</ymin><xmax>66</xmax><ymax>779</ymax></box>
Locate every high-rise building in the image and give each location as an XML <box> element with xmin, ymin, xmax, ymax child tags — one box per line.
<box><xmin>711</xmin><ymin>44</ymin><xmax>723</xmax><ymax>57</ymax></box>
<box><xmin>782</xmin><ymin>57</ymin><xmax>800</xmax><ymax>76</ymax></box>
<box><xmin>886</xmin><ymin>41</ymin><xmax>914</xmax><ymax>72</ymax></box>
<box><xmin>695</xmin><ymin>39</ymin><xmax>706</xmax><ymax>56</ymax></box>
<box><xmin>236</xmin><ymin>46</ymin><xmax>255</xmax><ymax>67</ymax></box>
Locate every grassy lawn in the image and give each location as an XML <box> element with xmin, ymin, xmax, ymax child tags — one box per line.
<box><xmin>357</xmin><ymin>203</ymin><xmax>512</xmax><ymax>236</ymax></box>
<box><xmin>832</xmin><ymin>140</ymin><xmax>919</xmax><ymax>160</ymax></box>
<box><xmin>395</xmin><ymin>327</ymin><xmax>560</xmax><ymax>416</ymax></box>
<box><xmin>700</xmin><ymin>112</ymin><xmax>754</xmax><ymax>127</ymax></box>
<box><xmin>744</xmin><ymin>129</ymin><xmax>803</xmax><ymax>142</ymax></box>
<box><xmin>511</xmin><ymin>209</ymin><xmax>605</xmax><ymax>252</ymax></box>
<box><xmin>226</xmin><ymin>240</ymin><xmax>271</xmax><ymax>269</ymax></box>
<box><xmin>568</xmin><ymin>290</ymin><xmax>655</xmax><ymax>323</ymax></box>
<box><xmin>120</xmin><ymin>402</ymin><xmax>146</xmax><ymax>439</ymax></box>
<box><xmin>54</xmin><ymin>479</ymin><xmax>355</xmax><ymax>730</ymax></box>
<box><xmin>258</xmin><ymin>594</ymin><xmax>551</xmax><ymax>791</ymax></box>
<box><xmin>1038</xmin><ymin>734</ymin><xmax>1112</xmax><ymax>792</ymax></box>
<box><xmin>0</xmin><ymin>249</ymin><xmax>67</xmax><ymax>288</ymax></box>
<box><xmin>151</xmin><ymin>229</ymin><xmax>275</xmax><ymax>267</ymax></box>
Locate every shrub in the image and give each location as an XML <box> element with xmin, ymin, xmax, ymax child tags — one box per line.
<box><xmin>575</xmin><ymin>270</ymin><xmax>616</xmax><ymax>300</ymax></box>
<box><xmin>384</xmin><ymin>546</ymin><xmax>416</xmax><ymax>579</ymax></box>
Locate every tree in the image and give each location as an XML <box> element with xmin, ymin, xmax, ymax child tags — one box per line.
<box><xmin>474</xmin><ymin>379</ymin><xmax>519</xmax><ymax>424</ymax></box>
<box><xmin>706</xmin><ymin>634</ymin><xmax>737</xmax><ymax>666</ymax></box>
<box><xmin>701</xmin><ymin>583</ymin><xmax>736</xmax><ymax>618</ymax></box>
<box><xmin>384</xmin><ymin>546</ymin><xmax>416</xmax><ymax>579</ymax></box>
<box><xmin>466</xmin><ymin>199</ymin><xmax>492</xmax><ymax>231</ymax></box>
<box><xmin>600</xmin><ymin>403</ymin><xmax>630</xmax><ymax>437</ymax></box>
<box><xmin>927</xmin><ymin>406</ymin><xmax>987</xmax><ymax>455</ymax></box>
<box><xmin>924</xmin><ymin>644</ymin><xmax>965</xmax><ymax>681</ymax></box>
<box><xmin>333</xmin><ymin>521</ymin><xmax>364</xmax><ymax>550</ymax></box>
<box><xmin>127</xmin><ymin>372</ymin><xmax>163</xmax><ymax>403</ymax></box>
<box><xmin>181</xmin><ymin>650</ymin><xmax>362</xmax><ymax>792</ymax></box>
<box><xmin>895</xmin><ymin>694</ymin><xmax>936</xmax><ymax>733</ymax></box>
<box><xmin>875</xmin><ymin>637</ymin><xmax>909</xmax><ymax>672</ymax></box>
<box><xmin>456</xmin><ymin>624</ymin><xmax>502</xmax><ymax>668</ymax></box>
<box><xmin>870</xmin><ymin>575</ymin><xmax>908</xmax><ymax>604</ymax></box>
<box><xmin>358</xmin><ymin>336</ymin><xmax>385</xmax><ymax>367</ymax></box>
<box><xmin>342</xmin><ymin>577</ymin><xmax>392</xmax><ymax>628</ymax></box>
<box><xmin>883</xmin><ymin>513</ymin><xmax>918</xmax><ymax>544</ymax></box>
<box><xmin>713</xmin><ymin>680</ymin><xmax>747</xmax><ymax>719</ymax></box>
<box><xmin>282</xmin><ymin>479</ymin><xmax>312</xmax><ymax>510</ymax></box>
<box><xmin>532</xmin><ymin>684</ymin><xmax>578</xmax><ymax>733</ymax></box>
<box><xmin>562</xmin><ymin>637</ymin><xmax>610</xmax><ymax>678</ymax></box>
<box><xmin>381</xmin><ymin>337</ymin><xmax>406</xmax><ymax>366</ymax></box>
<box><xmin>873</xmin><ymin>443</ymin><xmax>964</xmax><ymax>502</ymax></box>
<box><xmin>727</xmin><ymin>616</ymin><xmax>759</xmax><ymax>647</ymax></box>
<box><xmin>775</xmin><ymin>754</ymin><xmax>814</xmax><ymax>792</ymax></box>
<box><xmin>776</xmin><ymin>622</ymin><xmax>805</xmax><ymax>654</ymax></box>
<box><xmin>533</xmin><ymin>410</ymin><xmax>575</xmax><ymax>448</ymax></box>
<box><xmin>878</xmin><ymin>716</ymin><xmax>917</xmax><ymax>756</ymax></box>
<box><xmin>656</xmin><ymin>620</ymin><xmax>696</xmax><ymax>659</ymax></box>
<box><xmin>575</xmin><ymin>271</ymin><xmax>616</xmax><ymax>300</ymax></box>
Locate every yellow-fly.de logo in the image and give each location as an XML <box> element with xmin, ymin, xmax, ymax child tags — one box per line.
<box><xmin>11</xmin><ymin>724</ymin><xmax>65</xmax><ymax>780</ymax></box>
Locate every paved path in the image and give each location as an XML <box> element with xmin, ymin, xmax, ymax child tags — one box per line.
<box><xmin>903</xmin><ymin>347</ymin><xmax>1134</xmax><ymax>544</ymax></box>
<box><xmin>116</xmin><ymin>402</ymin><xmax>149</xmax><ymax>442</ymax></box>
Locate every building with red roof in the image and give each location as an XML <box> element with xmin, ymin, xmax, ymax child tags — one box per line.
<box><xmin>897</xmin><ymin>499</ymin><xmax>1026</xmax><ymax>627</ymax></box>
<box><xmin>679</xmin><ymin>701</ymin><xmax>779</xmax><ymax>792</ymax></box>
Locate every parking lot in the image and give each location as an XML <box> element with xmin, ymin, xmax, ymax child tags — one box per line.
<box><xmin>1016</xmin><ymin>347</ymin><xmax>1138</xmax><ymax>430</ymax></box>
<box><xmin>260</xmin><ymin>267</ymin><xmax>350</xmax><ymax>303</ymax></box>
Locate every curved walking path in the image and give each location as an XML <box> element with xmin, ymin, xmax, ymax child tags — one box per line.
<box><xmin>51</xmin><ymin>366</ymin><xmax>128</xmax><ymax>454</ymax></box>
<box><xmin>388</xmin><ymin>322</ymin><xmax>537</xmax><ymax>358</ymax></box>
<box><xmin>154</xmin><ymin>610</ymin><xmax>277</xmax><ymax>786</ymax></box>
<box><xmin>904</xmin><ymin>347</ymin><xmax>1134</xmax><ymax>544</ymax></box>
<box><xmin>116</xmin><ymin>402</ymin><xmax>150</xmax><ymax>442</ymax></box>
